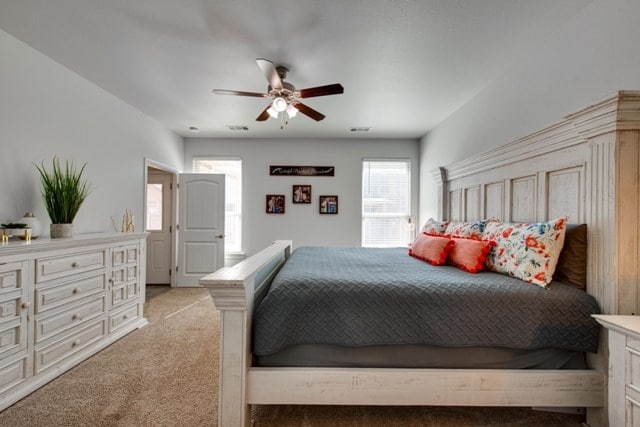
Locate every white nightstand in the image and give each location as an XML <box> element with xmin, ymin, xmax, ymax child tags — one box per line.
<box><xmin>593</xmin><ymin>315</ymin><xmax>640</xmax><ymax>427</ymax></box>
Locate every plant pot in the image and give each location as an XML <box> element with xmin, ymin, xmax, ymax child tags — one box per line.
<box><xmin>50</xmin><ymin>223</ymin><xmax>73</xmax><ymax>238</ymax></box>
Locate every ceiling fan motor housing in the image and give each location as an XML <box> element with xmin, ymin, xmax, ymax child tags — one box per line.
<box><xmin>269</xmin><ymin>80</ymin><xmax>296</xmax><ymax>98</ymax></box>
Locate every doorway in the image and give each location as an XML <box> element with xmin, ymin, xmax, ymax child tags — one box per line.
<box><xmin>144</xmin><ymin>160</ymin><xmax>178</xmax><ymax>286</ymax></box>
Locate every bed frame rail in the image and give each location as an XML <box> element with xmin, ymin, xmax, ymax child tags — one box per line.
<box><xmin>248</xmin><ymin>367</ymin><xmax>604</xmax><ymax>407</ymax></box>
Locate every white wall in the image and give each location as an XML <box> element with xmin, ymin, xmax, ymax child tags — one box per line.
<box><xmin>0</xmin><ymin>30</ymin><xmax>183</xmax><ymax>235</ymax></box>
<box><xmin>419</xmin><ymin>0</ymin><xmax>640</xmax><ymax>223</ymax></box>
<box><xmin>184</xmin><ymin>138</ymin><xmax>419</xmax><ymax>256</ymax></box>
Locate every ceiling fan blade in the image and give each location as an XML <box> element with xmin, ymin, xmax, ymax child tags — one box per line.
<box><xmin>212</xmin><ymin>89</ymin><xmax>266</xmax><ymax>98</ymax></box>
<box><xmin>256</xmin><ymin>58</ymin><xmax>283</xmax><ymax>90</ymax></box>
<box><xmin>298</xmin><ymin>83</ymin><xmax>344</xmax><ymax>98</ymax></box>
<box><xmin>294</xmin><ymin>102</ymin><xmax>326</xmax><ymax>121</ymax></box>
<box><xmin>256</xmin><ymin>106</ymin><xmax>270</xmax><ymax>121</ymax></box>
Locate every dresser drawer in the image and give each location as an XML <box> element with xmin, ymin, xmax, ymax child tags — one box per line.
<box><xmin>109</xmin><ymin>302</ymin><xmax>140</xmax><ymax>333</ymax></box>
<box><xmin>0</xmin><ymin>354</ymin><xmax>28</xmax><ymax>395</ymax></box>
<box><xmin>0</xmin><ymin>262</ymin><xmax>25</xmax><ymax>293</ymax></box>
<box><xmin>36</xmin><ymin>250</ymin><xmax>106</xmax><ymax>283</ymax></box>
<box><xmin>34</xmin><ymin>319</ymin><xmax>106</xmax><ymax>374</ymax></box>
<box><xmin>35</xmin><ymin>296</ymin><xmax>105</xmax><ymax>343</ymax></box>
<box><xmin>35</xmin><ymin>273</ymin><xmax>106</xmax><ymax>314</ymax></box>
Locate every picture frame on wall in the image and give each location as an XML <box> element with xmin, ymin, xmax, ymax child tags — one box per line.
<box><xmin>266</xmin><ymin>194</ymin><xmax>285</xmax><ymax>214</ymax></box>
<box><xmin>319</xmin><ymin>195</ymin><xmax>338</xmax><ymax>214</ymax></box>
<box><xmin>292</xmin><ymin>185</ymin><xmax>312</xmax><ymax>204</ymax></box>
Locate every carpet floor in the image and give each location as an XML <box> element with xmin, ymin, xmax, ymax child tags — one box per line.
<box><xmin>0</xmin><ymin>286</ymin><xmax>587</xmax><ymax>426</ymax></box>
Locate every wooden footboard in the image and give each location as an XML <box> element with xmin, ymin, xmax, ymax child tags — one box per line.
<box><xmin>200</xmin><ymin>240</ymin><xmax>291</xmax><ymax>427</ymax></box>
<box><xmin>200</xmin><ymin>240</ymin><xmax>604</xmax><ymax>427</ymax></box>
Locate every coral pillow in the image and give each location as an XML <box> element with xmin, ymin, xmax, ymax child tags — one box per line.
<box><xmin>483</xmin><ymin>217</ymin><xmax>568</xmax><ymax>288</ymax></box>
<box><xmin>421</xmin><ymin>218</ymin><xmax>449</xmax><ymax>236</ymax></box>
<box><xmin>448</xmin><ymin>238</ymin><xmax>495</xmax><ymax>273</ymax></box>
<box><xmin>409</xmin><ymin>233</ymin><xmax>454</xmax><ymax>266</ymax></box>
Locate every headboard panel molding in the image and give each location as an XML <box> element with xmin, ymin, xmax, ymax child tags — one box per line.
<box><xmin>432</xmin><ymin>91</ymin><xmax>640</xmax><ymax>316</ymax></box>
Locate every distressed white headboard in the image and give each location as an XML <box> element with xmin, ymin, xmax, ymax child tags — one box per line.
<box><xmin>433</xmin><ymin>91</ymin><xmax>640</xmax><ymax>317</ymax></box>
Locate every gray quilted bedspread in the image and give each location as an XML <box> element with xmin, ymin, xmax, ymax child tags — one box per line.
<box><xmin>252</xmin><ymin>247</ymin><xmax>600</xmax><ymax>355</ymax></box>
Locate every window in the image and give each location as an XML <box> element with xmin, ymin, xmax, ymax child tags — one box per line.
<box><xmin>146</xmin><ymin>183</ymin><xmax>163</xmax><ymax>231</ymax></box>
<box><xmin>362</xmin><ymin>159</ymin><xmax>412</xmax><ymax>247</ymax></box>
<box><xmin>193</xmin><ymin>158</ymin><xmax>242</xmax><ymax>253</ymax></box>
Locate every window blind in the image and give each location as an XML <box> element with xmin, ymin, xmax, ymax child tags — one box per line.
<box><xmin>362</xmin><ymin>159</ymin><xmax>412</xmax><ymax>247</ymax></box>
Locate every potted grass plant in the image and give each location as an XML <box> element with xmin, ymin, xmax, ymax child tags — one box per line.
<box><xmin>34</xmin><ymin>157</ymin><xmax>91</xmax><ymax>238</ymax></box>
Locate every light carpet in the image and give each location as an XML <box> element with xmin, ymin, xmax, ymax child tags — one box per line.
<box><xmin>0</xmin><ymin>286</ymin><xmax>586</xmax><ymax>426</ymax></box>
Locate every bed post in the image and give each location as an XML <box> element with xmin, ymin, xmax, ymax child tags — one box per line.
<box><xmin>212</xmin><ymin>289</ymin><xmax>252</xmax><ymax>426</ymax></box>
<box><xmin>200</xmin><ymin>240</ymin><xmax>292</xmax><ymax>427</ymax></box>
<box><xmin>432</xmin><ymin>166</ymin><xmax>448</xmax><ymax>220</ymax></box>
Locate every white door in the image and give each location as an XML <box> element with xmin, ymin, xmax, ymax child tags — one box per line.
<box><xmin>176</xmin><ymin>173</ymin><xmax>225</xmax><ymax>287</ymax></box>
<box><xmin>146</xmin><ymin>171</ymin><xmax>173</xmax><ymax>284</ymax></box>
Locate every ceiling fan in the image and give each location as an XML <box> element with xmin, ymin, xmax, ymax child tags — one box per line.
<box><xmin>213</xmin><ymin>58</ymin><xmax>344</xmax><ymax>124</ymax></box>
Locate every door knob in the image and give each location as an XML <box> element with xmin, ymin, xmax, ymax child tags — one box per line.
<box><xmin>215</xmin><ymin>234</ymin><xmax>225</xmax><ymax>239</ymax></box>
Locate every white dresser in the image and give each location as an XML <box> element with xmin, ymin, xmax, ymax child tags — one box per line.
<box><xmin>0</xmin><ymin>232</ymin><xmax>148</xmax><ymax>411</ymax></box>
<box><xmin>593</xmin><ymin>315</ymin><xmax>640</xmax><ymax>427</ymax></box>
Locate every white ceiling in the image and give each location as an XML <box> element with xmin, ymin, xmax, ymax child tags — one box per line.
<box><xmin>0</xmin><ymin>0</ymin><xmax>593</xmax><ymax>139</ymax></box>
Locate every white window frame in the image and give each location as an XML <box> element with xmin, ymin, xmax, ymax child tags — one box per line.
<box><xmin>192</xmin><ymin>156</ymin><xmax>242</xmax><ymax>254</ymax></box>
<box><xmin>362</xmin><ymin>158</ymin><xmax>412</xmax><ymax>247</ymax></box>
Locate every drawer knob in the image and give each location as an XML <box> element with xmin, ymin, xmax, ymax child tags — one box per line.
<box><xmin>72</xmin><ymin>288</ymin><xmax>80</xmax><ymax>294</ymax></box>
<box><xmin>72</xmin><ymin>314</ymin><xmax>82</xmax><ymax>321</ymax></box>
<box><xmin>71</xmin><ymin>262</ymin><xmax>80</xmax><ymax>268</ymax></box>
<box><xmin>21</xmin><ymin>301</ymin><xmax>30</xmax><ymax>309</ymax></box>
<box><xmin>72</xmin><ymin>340</ymin><xmax>81</xmax><ymax>347</ymax></box>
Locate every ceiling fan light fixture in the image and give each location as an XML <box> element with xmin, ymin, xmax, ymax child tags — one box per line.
<box><xmin>272</xmin><ymin>97</ymin><xmax>287</xmax><ymax>112</ymax></box>
<box><xmin>267</xmin><ymin>106</ymin><xmax>279</xmax><ymax>119</ymax></box>
<box><xmin>286</xmin><ymin>103</ymin><xmax>298</xmax><ymax>118</ymax></box>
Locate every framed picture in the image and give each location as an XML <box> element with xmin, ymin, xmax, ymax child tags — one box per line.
<box><xmin>270</xmin><ymin>165</ymin><xmax>334</xmax><ymax>176</ymax></box>
<box><xmin>319</xmin><ymin>195</ymin><xmax>338</xmax><ymax>214</ymax></box>
<box><xmin>292</xmin><ymin>185</ymin><xmax>312</xmax><ymax>204</ymax></box>
<box><xmin>266</xmin><ymin>194</ymin><xmax>285</xmax><ymax>214</ymax></box>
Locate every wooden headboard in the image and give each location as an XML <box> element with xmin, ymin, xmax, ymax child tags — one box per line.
<box><xmin>433</xmin><ymin>90</ymin><xmax>640</xmax><ymax>317</ymax></box>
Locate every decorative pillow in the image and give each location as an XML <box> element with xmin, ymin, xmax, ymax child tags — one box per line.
<box><xmin>483</xmin><ymin>216</ymin><xmax>568</xmax><ymax>288</ymax></box>
<box><xmin>409</xmin><ymin>233</ymin><xmax>455</xmax><ymax>266</ymax></box>
<box><xmin>448</xmin><ymin>238</ymin><xmax>495</xmax><ymax>274</ymax></box>
<box><xmin>445</xmin><ymin>219</ymin><xmax>491</xmax><ymax>240</ymax></box>
<box><xmin>554</xmin><ymin>223</ymin><xmax>587</xmax><ymax>290</ymax></box>
<box><xmin>421</xmin><ymin>218</ymin><xmax>449</xmax><ymax>236</ymax></box>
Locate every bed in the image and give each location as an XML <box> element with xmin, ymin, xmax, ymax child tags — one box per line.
<box><xmin>254</xmin><ymin>245</ymin><xmax>598</xmax><ymax>370</ymax></box>
<box><xmin>200</xmin><ymin>91</ymin><xmax>640</xmax><ymax>427</ymax></box>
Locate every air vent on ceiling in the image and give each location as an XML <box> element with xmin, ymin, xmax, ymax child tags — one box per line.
<box><xmin>350</xmin><ymin>127</ymin><xmax>372</xmax><ymax>132</ymax></box>
<box><xmin>226</xmin><ymin>125</ymin><xmax>250</xmax><ymax>131</ymax></box>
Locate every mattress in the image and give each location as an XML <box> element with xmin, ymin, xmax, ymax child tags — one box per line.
<box><xmin>256</xmin><ymin>344</ymin><xmax>587</xmax><ymax>369</ymax></box>
<box><xmin>252</xmin><ymin>247</ymin><xmax>600</xmax><ymax>357</ymax></box>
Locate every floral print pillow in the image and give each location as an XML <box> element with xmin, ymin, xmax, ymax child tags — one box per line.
<box><xmin>483</xmin><ymin>216</ymin><xmax>568</xmax><ymax>288</ymax></box>
<box><xmin>421</xmin><ymin>218</ymin><xmax>449</xmax><ymax>236</ymax></box>
<box><xmin>445</xmin><ymin>219</ymin><xmax>498</xmax><ymax>240</ymax></box>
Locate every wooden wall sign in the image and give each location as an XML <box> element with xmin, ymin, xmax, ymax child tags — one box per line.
<box><xmin>269</xmin><ymin>165</ymin><xmax>335</xmax><ymax>176</ymax></box>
